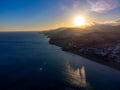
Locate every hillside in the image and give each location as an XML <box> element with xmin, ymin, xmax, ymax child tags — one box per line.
<box><xmin>43</xmin><ymin>24</ymin><xmax>120</xmax><ymax>70</ymax></box>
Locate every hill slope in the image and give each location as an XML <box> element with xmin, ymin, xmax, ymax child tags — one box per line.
<box><xmin>43</xmin><ymin>25</ymin><xmax>120</xmax><ymax>70</ymax></box>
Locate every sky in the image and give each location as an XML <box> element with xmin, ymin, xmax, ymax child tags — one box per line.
<box><xmin>0</xmin><ymin>0</ymin><xmax>120</xmax><ymax>31</ymax></box>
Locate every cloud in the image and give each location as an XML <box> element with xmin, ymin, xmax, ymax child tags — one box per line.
<box><xmin>60</xmin><ymin>0</ymin><xmax>82</xmax><ymax>12</ymax></box>
<box><xmin>60</xmin><ymin>0</ymin><xmax>120</xmax><ymax>13</ymax></box>
<box><xmin>86</xmin><ymin>0</ymin><xmax>119</xmax><ymax>13</ymax></box>
<box><xmin>115</xmin><ymin>18</ymin><xmax>120</xmax><ymax>22</ymax></box>
<box><xmin>100</xmin><ymin>18</ymin><xmax>120</xmax><ymax>26</ymax></box>
<box><xmin>88</xmin><ymin>18</ymin><xmax>120</xmax><ymax>27</ymax></box>
<box><xmin>110</xmin><ymin>18</ymin><xmax>120</xmax><ymax>25</ymax></box>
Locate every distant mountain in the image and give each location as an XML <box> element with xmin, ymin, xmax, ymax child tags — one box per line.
<box><xmin>43</xmin><ymin>24</ymin><xmax>120</xmax><ymax>70</ymax></box>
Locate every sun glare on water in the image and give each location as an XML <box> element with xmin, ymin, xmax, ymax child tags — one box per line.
<box><xmin>74</xmin><ymin>16</ymin><xmax>86</xmax><ymax>27</ymax></box>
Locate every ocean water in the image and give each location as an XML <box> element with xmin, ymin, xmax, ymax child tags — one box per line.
<box><xmin>0</xmin><ymin>32</ymin><xmax>120</xmax><ymax>90</ymax></box>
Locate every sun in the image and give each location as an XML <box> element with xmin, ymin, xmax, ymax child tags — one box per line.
<box><xmin>74</xmin><ymin>16</ymin><xmax>86</xmax><ymax>26</ymax></box>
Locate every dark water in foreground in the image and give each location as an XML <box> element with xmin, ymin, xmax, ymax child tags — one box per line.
<box><xmin>0</xmin><ymin>32</ymin><xmax>120</xmax><ymax>90</ymax></box>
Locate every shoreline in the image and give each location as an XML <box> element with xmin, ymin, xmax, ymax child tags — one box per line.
<box><xmin>48</xmin><ymin>38</ymin><xmax>120</xmax><ymax>71</ymax></box>
<box><xmin>41</xmin><ymin>26</ymin><xmax>120</xmax><ymax>71</ymax></box>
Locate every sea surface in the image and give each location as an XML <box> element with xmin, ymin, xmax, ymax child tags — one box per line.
<box><xmin>0</xmin><ymin>32</ymin><xmax>120</xmax><ymax>90</ymax></box>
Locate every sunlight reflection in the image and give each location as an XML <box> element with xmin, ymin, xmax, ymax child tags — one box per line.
<box><xmin>65</xmin><ymin>64</ymin><xmax>88</xmax><ymax>88</ymax></box>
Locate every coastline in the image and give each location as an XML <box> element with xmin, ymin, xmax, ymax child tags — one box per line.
<box><xmin>48</xmin><ymin>39</ymin><xmax>120</xmax><ymax>71</ymax></box>
<box><xmin>41</xmin><ymin>26</ymin><xmax>120</xmax><ymax>71</ymax></box>
<box><xmin>41</xmin><ymin>32</ymin><xmax>120</xmax><ymax>71</ymax></box>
